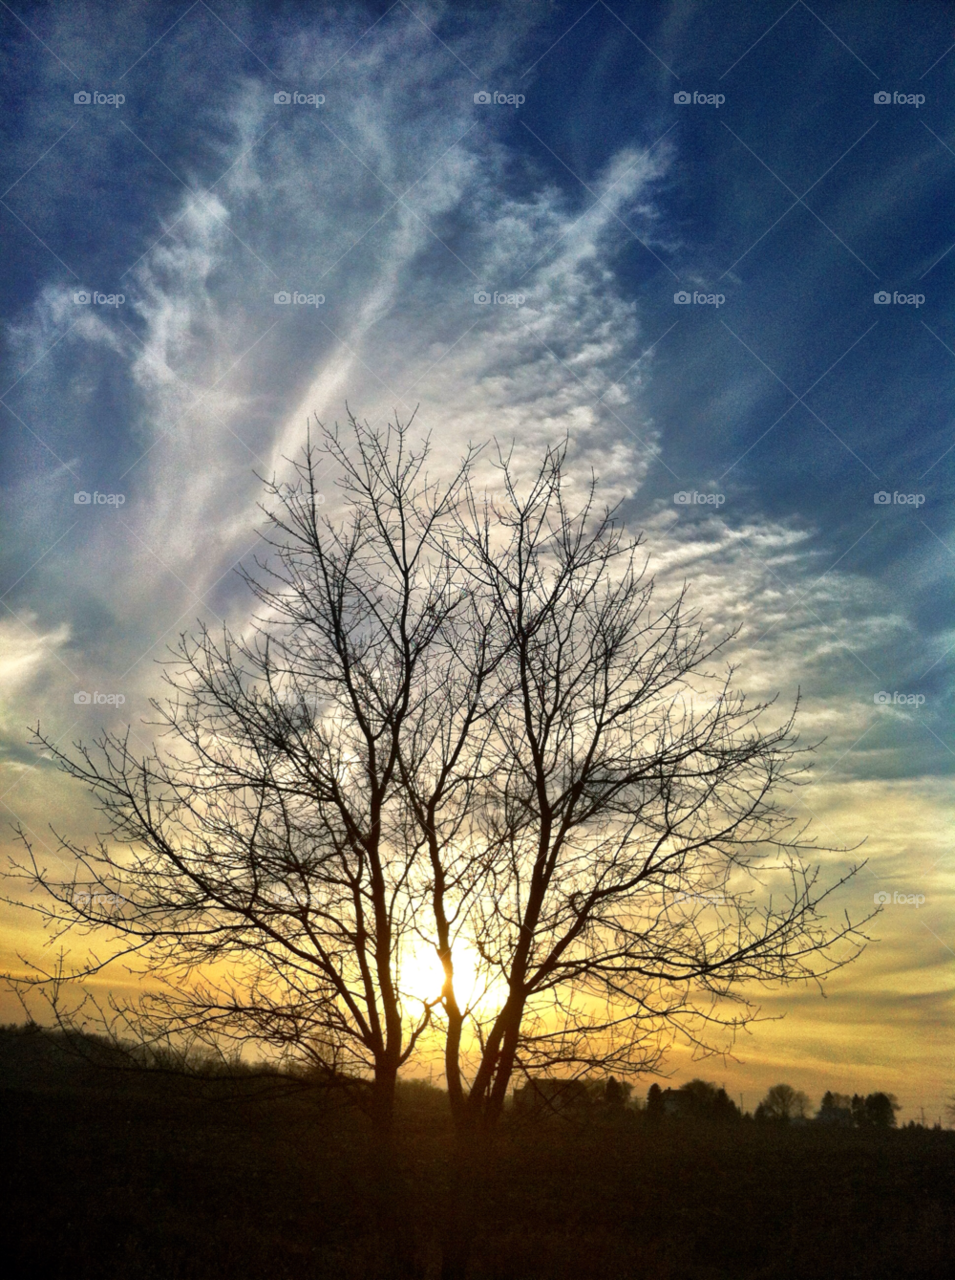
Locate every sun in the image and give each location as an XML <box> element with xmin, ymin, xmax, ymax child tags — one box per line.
<box><xmin>397</xmin><ymin>938</ymin><xmax>486</xmax><ymax>1011</ymax></box>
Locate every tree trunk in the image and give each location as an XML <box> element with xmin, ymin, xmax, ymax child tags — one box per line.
<box><xmin>369</xmin><ymin>1067</ymin><xmax>397</xmax><ymax>1139</ymax></box>
<box><xmin>440</xmin><ymin>1119</ymin><xmax>490</xmax><ymax>1280</ymax></box>
<box><xmin>366</xmin><ymin>1068</ymin><xmax>419</xmax><ymax>1277</ymax></box>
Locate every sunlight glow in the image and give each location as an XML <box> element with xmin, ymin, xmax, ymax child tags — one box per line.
<box><xmin>398</xmin><ymin>938</ymin><xmax>492</xmax><ymax>1013</ymax></box>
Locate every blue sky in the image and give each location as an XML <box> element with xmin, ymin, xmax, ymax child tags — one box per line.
<box><xmin>1</xmin><ymin>0</ymin><xmax>952</xmax><ymax>1116</ymax></box>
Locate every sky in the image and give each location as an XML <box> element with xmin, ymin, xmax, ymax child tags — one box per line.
<box><xmin>0</xmin><ymin>0</ymin><xmax>952</xmax><ymax>1120</ymax></box>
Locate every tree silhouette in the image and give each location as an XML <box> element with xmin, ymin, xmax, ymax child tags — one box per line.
<box><xmin>755</xmin><ymin>1082</ymin><xmax>811</xmax><ymax>1122</ymax></box>
<box><xmin>604</xmin><ymin>1075</ymin><xmax>627</xmax><ymax>1108</ymax></box>
<box><xmin>857</xmin><ymin>1091</ymin><xmax>900</xmax><ymax>1127</ymax></box>
<box><xmin>817</xmin><ymin>1090</ymin><xmax>853</xmax><ymax>1126</ymax></box>
<box><xmin>677</xmin><ymin>1078</ymin><xmax>740</xmax><ymax>1122</ymax></box>
<box><xmin>8</xmin><ymin>413</ymin><xmax>868</xmax><ymax>1154</ymax></box>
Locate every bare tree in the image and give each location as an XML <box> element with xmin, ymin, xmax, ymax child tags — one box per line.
<box><xmin>6</xmin><ymin>413</ymin><xmax>867</xmax><ymax>1157</ymax></box>
<box><xmin>755</xmin><ymin>1082</ymin><xmax>812</xmax><ymax>1121</ymax></box>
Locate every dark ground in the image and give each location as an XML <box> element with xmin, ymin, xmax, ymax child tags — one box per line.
<box><xmin>2</xmin><ymin>1027</ymin><xmax>952</xmax><ymax>1279</ymax></box>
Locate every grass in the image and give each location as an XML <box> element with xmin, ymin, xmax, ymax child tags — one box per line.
<box><xmin>2</xmin><ymin>1026</ymin><xmax>952</xmax><ymax>1279</ymax></box>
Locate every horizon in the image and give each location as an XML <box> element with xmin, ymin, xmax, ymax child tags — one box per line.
<box><xmin>1</xmin><ymin>1020</ymin><xmax>936</xmax><ymax>1126</ymax></box>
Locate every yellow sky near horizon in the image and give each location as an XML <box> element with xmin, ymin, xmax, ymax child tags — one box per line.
<box><xmin>2</xmin><ymin>762</ymin><xmax>951</xmax><ymax>1123</ymax></box>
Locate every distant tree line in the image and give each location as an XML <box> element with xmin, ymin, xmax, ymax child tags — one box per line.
<box><xmin>2</xmin><ymin>1023</ymin><xmax>940</xmax><ymax>1136</ymax></box>
<box><xmin>647</xmin><ymin>1079</ymin><xmax>902</xmax><ymax>1127</ymax></box>
<box><xmin>509</xmin><ymin>1075</ymin><xmax>907</xmax><ymax>1129</ymax></box>
<box><xmin>815</xmin><ymin>1089</ymin><xmax>901</xmax><ymax>1128</ymax></box>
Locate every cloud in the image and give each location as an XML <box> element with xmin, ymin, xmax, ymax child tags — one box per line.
<box><xmin>0</xmin><ymin>614</ymin><xmax>75</xmax><ymax>768</ymax></box>
<box><xmin>0</xmin><ymin>10</ymin><xmax>677</xmax><ymax>878</ymax></box>
<box><xmin>3</xmin><ymin>22</ymin><xmax>940</xmax><ymax>817</ymax></box>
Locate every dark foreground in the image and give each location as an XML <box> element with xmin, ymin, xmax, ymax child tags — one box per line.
<box><xmin>2</xmin><ymin>1035</ymin><xmax>952</xmax><ymax>1279</ymax></box>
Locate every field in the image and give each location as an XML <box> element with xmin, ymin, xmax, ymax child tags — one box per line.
<box><xmin>2</xmin><ymin>1028</ymin><xmax>952</xmax><ymax>1279</ymax></box>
